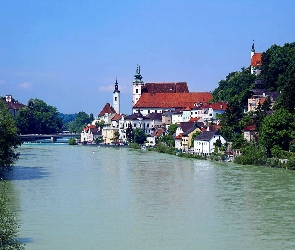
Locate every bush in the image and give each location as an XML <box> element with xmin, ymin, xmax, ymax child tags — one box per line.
<box><xmin>128</xmin><ymin>143</ymin><xmax>141</xmax><ymax>149</ymax></box>
<box><xmin>234</xmin><ymin>143</ymin><xmax>267</xmax><ymax>165</ymax></box>
<box><xmin>286</xmin><ymin>157</ymin><xmax>295</xmax><ymax>170</ymax></box>
<box><xmin>68</xmin><ymin>138</ymin><xmax>77</xmax><ymax>145</ymax></box>
<box><xmin>0</xmin><ymin>180</ymin><xmax>25</xmax><ymax>249</ymax></box>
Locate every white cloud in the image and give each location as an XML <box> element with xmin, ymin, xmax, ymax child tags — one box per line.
<box><xmin>98</xmin><ymin>85</ymin><xmax>114</xmax><ymax>92</ymax></box>
<box><xmin>17</xmin><ymin>82</ymin><xmax>32</xmax><ymax>89</ymax></box>
<box><xmin>98</xmin><ymin>84</ymin><xmax>131</xmax><ymax>93</ymax></box>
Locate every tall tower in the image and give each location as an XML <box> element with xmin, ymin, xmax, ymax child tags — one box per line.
<box><xmin>132</xmin><ymin>65</ymin><xmax>144</xmax><ymax>107</ymax></box>
<box><xmin>113</xmin><ymin>78</ymin><xmax>120</xmax><ymax>114</ymax></box>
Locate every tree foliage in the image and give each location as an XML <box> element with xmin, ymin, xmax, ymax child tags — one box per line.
<box><xmin>0</xmin><ymin>101</ymin><xmax>21</xmax><ymax>168</ymax></box>
<box><xmin>133</xmin><ymin>128</ymin><xmax>146</xmax><ymax>145</ymax></box>
<box><xmin>67</xmin><ymin>112</ymin><xmax>92</xmax><ymax>133</ymax></box>
<box><xmin>16</xmin><ymin>99</ymin><xmax>62</xmax><ymax>134</ymax></box>
<box><xmin>0</xmin><ymin>181</ymin><xmax>25</xmax><ymax>249</ymax></box>
<box><xmin>260</xmin><ymin>42</ymin><xmax>295</xmax><ymax>92</ymax></box>
<box><xmin>126</xmin><ymin>123</ymin><xmax>134</xmax><ymax>143</ymax></box>
<box><xmin>212</xmin><ymin>67</ymin><xmax>256</xmax><ymax>105</ymax></box>
<box><xmin>259</xmin><ymin>109</ymin><xmax>295</xmax><ymax>156</ymax></box>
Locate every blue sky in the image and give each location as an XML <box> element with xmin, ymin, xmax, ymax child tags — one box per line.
<box><xmin>1</xmin><ymin>0</ymin><xmax>294</xmax><ymax>115</ymax></box>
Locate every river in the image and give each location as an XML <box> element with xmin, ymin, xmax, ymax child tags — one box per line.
<box><xmin>3</xmin><ymin>143</ymin><xmax>295</xmax><ymax>249</ymax></box>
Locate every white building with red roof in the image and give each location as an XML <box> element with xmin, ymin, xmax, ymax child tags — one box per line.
<box><xmin>131</xmin><ymin>66</ymin><xmax>213</xmax><ymax>115</ymax></box>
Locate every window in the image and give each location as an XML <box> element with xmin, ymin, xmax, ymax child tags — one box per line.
<box><xmin>136</xmin><ymin>89</ymin><xmax>138</xmax><ymax>93</ymax></box>
<box><xmin>115</xmin><ymin>97</ymin><xmax>117</xmax><ymax>101</ymax></box>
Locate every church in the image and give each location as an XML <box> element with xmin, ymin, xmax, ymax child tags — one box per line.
<box><xmin>131</xmin><ymin>65</ymin><xmax>213</xmax><ymax>115</ymax></box>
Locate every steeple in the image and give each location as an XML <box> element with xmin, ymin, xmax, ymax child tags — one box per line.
<box><xmin>113</xmin><ymin>77</ymin><xmax>120</xmax><ymax>114</ymax></box>
<box><xmin>251</xmin><ymin>40</ymin><xmax>255</xmax><ymax>53</ymax></box>
<box><xmin>113</xmin><ymin>77</ymin><xmax>120</xmax><ymax>93</ymax></box>
<box><xmin>132</xmin><ymin>64</ymin><xmax>144</xmax><ymax>107</ymax></box>
<box><xmin>133</xmin><ymin>64</ymin><xmax>143</xmax><ymax>83</ymax></box>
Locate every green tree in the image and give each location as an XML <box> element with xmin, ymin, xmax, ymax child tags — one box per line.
<box><xmin>95</xmin><ymin>120</ymin><xmax>105</xmax><ymax>130</ymax></box>
<box><xmin>212</xmin><ymin>67</ymin><xmax>255</xmax><ymax>104</ymax></box>
<box><xmin>16</xmin><ymin>99</ymin><xmax>62</xmax><ymax>134</ymax></box>
<box><xmin>126</xmin><ymin>123</ymin><xmax>134</xmax><ymax>143</ymax></box>
<box><xmin>253</xmin><ymin>96</ymin><xmax>272</xmax><ymax>132</ymax></box>
<box><xmin>133</xmin><ymin>128</ymin><xmax>146</xmax><ymax>145</ymax></box>
<box><xmin>0</xmin><ymin>101</ymin><xmax>21</xmax><ymax>168</ymax></box>
<box><xmin>0</xmin><ymin>181</ymin><xmax>25</xmax><ymax>249</ymax></box>
<box><xmin>67</xmin><ymin>112</ymin><xmax>92</xmax><ymax>133</ymax></box>
<box><xmin>274</xmin><ymin>70</ymin><xmax>295</xmax><ymax>113</ymax></box>
<box><xmin>168</xmin><ymin>123</ymin><xmax>178</xmax><ymax>135</ymax></box>
<box><xmin>259</xmin><ymin>109</ymin><xmax>295</xmax><ymax>156</ymax></box>
<box><xmin>113</xmin><ymin>131</ymin><xmax>120</xmax><ymax>144</ymax></box>
<box><xmin>260</xmin><ymin>42</ymin><xmax>295</xmax><ymax>92</ymax></box>
<box><xmin>220</xmin><ymin>100</ymin><xmax>244</xmax><ymax>142</ymax></box>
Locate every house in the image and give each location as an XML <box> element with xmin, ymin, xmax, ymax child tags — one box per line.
<box><xmin>161</xmin><ymin>111</ymin><xmax>174</xmax><ymax>125</ymax></box>
<box><xmin>194</xmin><ymin>131</ymin><xmax>226</xmax><ymax>156</ymax></box>
<box><xmin>247</xmin><ymin>80</ymin><xmax>279</xmax><ymax>112</ymax></box>
<box><xmin>81</xmin><ymin>124</ymin><xmax>102</xmax><ymax>144</ymax></box>
<box><xmin>102</xmin><ymin>126</ymin><xmax>119</xmax><ymax>144</ymax></box>
<box><xmin>200</xmin><ymin>102</ymin><xmax>227</xmax><ymax>122</ymax></box>
<box><xmin>243</xmin><ymin>125</ymin><xmax>257</xmax><ymax>142</ymax></box>
<box><xmin>3</xmin><ymin>95</ymin><xmax>25</xmax><ymax>118</ymax></box>
<box><xmin>146</xmin><ymin>128</ymin><xmax>165</xmax><ymax>146</ymax></box>
<box><xmin>174</xmin><ymin>122</ymin><xmax>201</xmax><ymax>151</ymax></box>
<box><xmin>95</xmin><ymin>102</ymin><xmax>117</xmax><ymax>125</ymax></box>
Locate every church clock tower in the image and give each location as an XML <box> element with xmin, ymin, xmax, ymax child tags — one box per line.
<box><xmin>132</xmin><ymin>65</ymin><xmax>144</xmax><ymax>107</ymax></box>
<box><xmin>113</xmin><ymin>78</ymin><xmax>120</xmax><ymax>114</ymax></box>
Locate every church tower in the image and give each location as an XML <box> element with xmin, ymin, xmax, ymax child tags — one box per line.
<box><xmin>132</xmin><ymin>65</ymin><xmax>144</xmax><ymax>107</ymax></box>
<box><xmin>113</xmin><ymin>78</ymin><xmax>120</xmax><ymax>114</ymax></box>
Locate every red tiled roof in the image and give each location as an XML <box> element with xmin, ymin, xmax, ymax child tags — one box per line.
<box><xmin>134</xmin><ymin>92</ymin><xmax>213</xmax><ymax>109</ymax></box>
<box><xmin>251</xmin><ymin>53</ymin><xmax>262</xmax><ymax>67</ymax></box>
<box><xmin>111</xmin><ymin>114</ymin><xmax>122</xmax><ymax>121</ymax></box>
<box><xmin>244</xmin><ymin>125</ymin><xmax>256</xmax><ymax>131</ymax></box>
<box><xmin>153</xmin><ymin>128</ymin><xmax>164</xmax><ymax>137</ymax></box>
<box><xmin>98</xmin><ymin>103</ymin><xmax>116</xmax><ymax>117</ymax></box>
<box><xmin>202</xmin><ymin>102</ymin><xmax>227</xmax><ymax>111</ymax></box>
<box><xmin>5</xmin><ymin>101</ymin><xmax>25</xmax><ymax>110</ymax></box>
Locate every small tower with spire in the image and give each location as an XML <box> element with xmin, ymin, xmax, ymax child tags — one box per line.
<box><xmin>132</xmin><ymin>64</ymin><xmax>144</xmax><ymax>107</ymax></box>
<box><xmin>113</xmin><ymin>77</ymin><xmax>120</xmax><ymax>114</ymax></box>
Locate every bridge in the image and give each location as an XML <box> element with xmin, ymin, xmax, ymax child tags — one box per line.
<box><xmin>19</xmin><ymin>133</ymin><xmax>80</xmax><ymax>142</ymax></box>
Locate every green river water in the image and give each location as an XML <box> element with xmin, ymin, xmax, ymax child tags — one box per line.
<box><xmin>2</xmin><ymin>143</ymin><xmax>295</xmax><ymax>249</ymax></box>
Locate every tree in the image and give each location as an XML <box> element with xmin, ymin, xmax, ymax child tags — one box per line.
<box><xmin>260</xmin><ymin>42</ymin><xmax>295</xmax><ymax>92</ymax></box>
<box><xmin>125</xmin><ymin>123</ymin><xmax>134</xmax><ymax>143</ymax></box>
<box><xmin>253</xmin><ymin>96</ymin><xmax>272</xmax><ymax>132</ymax></box>
<box><xmin>16</xmin><ymin>98</ymin><xmax>63</xmax><ymax>134</ymax></box>
<box><xmin>274</xmin><ymin>70</ymin><xmax>295</xmax><ymax>113</ymax></box>
<box><xmin>133</xmin><ymin>128</ymin><xmax>146</xmax><ymax>145</ymax></box>
<box><xmin>220</xmin><ymin>99</ymin><xmax>244</xmax><ymax>141</ymax></box>
<box><xmin>67</xmin><ymin>112</ymin><xmax>92</xmax><ymax>133</ymax></box>
<box><xmin>259</xmin><ymin>109</ymin><xmax>295</xmax><ymax>156</ymax></box>
<box><xmin>113</xmin><ymin>131</ymin><xmax>120</xmax><ymax>144</ymax></box>
<box><xmin>0</xmin><ymin>180</ymin><xmax>25</xmax><ymax>249</ymax></box>
<box><xmin>168</xmin><ymin>123</ymin><xmax>178</xmax><ymax>135</ymax></box>
<box><xmin>95</xmin><ymin>120</ymin><xmax>105</xmax><ymax>130</ymax></box>
<box><xmin>0</xmin><ymin>101</ymin><xmax>21</xmax><ymax>168</ymax></box>
<box><xmin>212</xmin><ymin>67</ymin><xmax>256</xmax><ymax>105</ymax></box>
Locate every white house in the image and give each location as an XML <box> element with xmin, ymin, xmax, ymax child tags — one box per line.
<box><xmin>194</xmin><ymin>131</ymin><xmax>226</xmax><ymax>156</ymax></box>
<box><xmin>81</xmin><ymin>125</ymin><xmax>102</xmax><ymax>144</ymax></box>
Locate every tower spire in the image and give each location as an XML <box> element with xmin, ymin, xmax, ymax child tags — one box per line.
<box><xmin>251</xmin><ymin>40</ymin><xmax>255</xmax><ymax>52</ymax></box>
